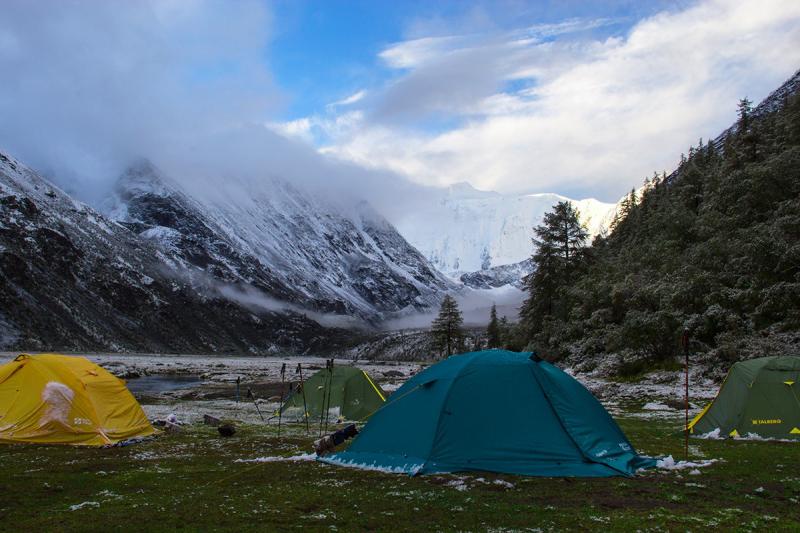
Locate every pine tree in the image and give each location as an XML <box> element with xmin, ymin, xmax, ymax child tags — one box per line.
<box><xmin>431</xmin><ymin>295</ymin><xmax>464</xmax><ymax>358</ymax></box>
<box><xmin>521</xmin><ymin>201</ymin><xmax>589</xmax><ymax>329</ymax></box>
<box><xmin>737</xmin><ymin>97</ymin><xmax>753</xmax><ymax>132</ymax></box>
<box><xmin>737</xmin><ymin>97</ymin><xmax>760</xmax><ymax>161</ymax></box>
<box><xmin>486</xmin><ymin>304</ymin><xmax>500</xmax><ymax>348</ymax></box>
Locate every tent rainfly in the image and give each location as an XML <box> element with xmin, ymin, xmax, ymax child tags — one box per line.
<box><xmin>688</xmin><ymin>355</ymin><xmax>800</xmax><ymax>439</ymax></box>
<box><xmin>0</xmin><ymin>353</ymin><xmax>157</xmax><ymax>446</ymax></box>
<box><xmin>319</xmin><ymin>350</ymin><xmax>655</xmax><ymax>477</ymax></box>
<box><xmin>280</xmin><ymin>365</ymin><xmax>386</xmax><ymax>422</ymax></box>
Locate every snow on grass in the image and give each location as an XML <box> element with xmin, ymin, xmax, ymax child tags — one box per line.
<box><xmin>694</xmin><ymin>427</ymin><xmax>799</xmax><ymax>442</ymax></box>
<box><xmin>736</xmin><ymin>432</ymin><xmax>798</xmax><ymax>443</ymax></box>
<box><xmin>655</xmin><ymin>455</ymin><xmax>720</xmax><ymax>471</ymax></box>
<box><xmin>695</xmin><ymin>428</ymin><xmax>722</xmax><ymax>439</ymax></box>
<box><xmin>69</xmin><ymin>501</ymin><xmax>100</xmax><ymax>511</ymax></box>
<box><xmin>643</xmin><ymin>402</ymin><xmax>672</xmax><ymax>410</ymax></box>
<box><xmin>445</xmin><ymin>478</ymin><xmax>470</xmax><ymax>491</ymax></box>
<box><xmin>318</xmin><ymin>456</ymin><xmax>422</xmax><ymax>475</ymax></box>
<box><xmin>235</xmin><ymin>453</ymin><xmax>316</xmax><ymax>463</ymax></box>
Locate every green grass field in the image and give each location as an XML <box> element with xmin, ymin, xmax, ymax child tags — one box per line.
<box><xmin>1</xmin><ymin>415</ymin><xmax>798</xmax><ymax>532</ymax></box>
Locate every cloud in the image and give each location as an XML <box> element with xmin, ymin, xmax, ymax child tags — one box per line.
<box><xmin>0</xmin><ymin>1</ymin><xmax>428</xmax><ymax>224</ymax></box>
<box><xmin>0</xmin><ymin>0</ymin><xmax>280</xmax><ymax>204</ymax></box>
<box><xmin>320</xmin><ymin>0</ymin><xmax>800</xmax><ymax>201</ymax></box>
<box><xmin>328</xmin><ymin>90</ymin><xmax>367</xmax><ymax>108</ymax></box>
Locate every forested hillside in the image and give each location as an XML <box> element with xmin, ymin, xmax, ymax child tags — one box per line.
<box><xmin>517</xmin><ymin>75</ymin><xmax>800</xmax><ymax>372</ymax></box>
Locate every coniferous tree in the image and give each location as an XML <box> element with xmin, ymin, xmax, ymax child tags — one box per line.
<box><xmin>519</xmin><ymin>92</ymin><xmax>800</xmax><ymax>365</ymax></box>
<box><xmin>521</xmin><ymin>201</ymin><xmax>589</xmax><ymax>332</ymax></box>
<box><xmin>431</xmin><ymin>295</ymin><xmax>464</xmax><ymax>358</ymax></box>
<box><xmin>498</xmin><ymin>316</ymin><xmax>510</xmax><ymax>347</ymax></box>
<box><xmin>486</xmin><ymin>304</ymin><xmax>500</xmax><ymax>348</ymax></box>
<box><xmin>736</xmin><ymin>96</ymin><xmax>763</xmax><ymax>162</ymax></box>
<box><xmin>738</xmin><ymin>97</ymin><xmax>753</xmax><ymax>131</ymax></box>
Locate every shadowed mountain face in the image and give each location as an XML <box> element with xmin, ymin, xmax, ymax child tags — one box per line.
<box><xmin>0</xmin><ymin>151</ymin><xmax>453</xmax><ymax>353</ymax></box>
<box><xmin>104</xmin><ymin>160</ymin><xmax>453</xmax><ymax>322</ymax></box>
<box><xmin>0</xmin><ymin>153</ymin><xmax>353</xmax><ymax>353</ymax></box>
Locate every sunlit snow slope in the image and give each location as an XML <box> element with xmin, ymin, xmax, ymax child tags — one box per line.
<box><xmin>394</xmin><ymin>182</ymin><xmax>616</xmax><ymax>275</ymax></box>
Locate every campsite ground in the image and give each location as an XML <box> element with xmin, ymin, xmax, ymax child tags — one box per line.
<box><xmin>2</xmin><ymin>417</ymin><xmax>798</xmax><ymax>531</ymax></box>
<box><xmin>0</xmin><ymin>353</ymin><xmax>798</xmax><ymax>531</ymax></box>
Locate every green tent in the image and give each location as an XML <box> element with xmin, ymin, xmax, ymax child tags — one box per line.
<box><xmin>689</xmin><ymin>356</ymin><xmax>800</xmax><ymax>439</ymax></box>
<box><xmin>280</xmin><ymin>365</ymin><xmax>386</xmax><ymax>422</ymax></box>
<box><xmin>319</xmin><ymin>350</ymin><xmax>655</xmax><ymax>477</ymax></box>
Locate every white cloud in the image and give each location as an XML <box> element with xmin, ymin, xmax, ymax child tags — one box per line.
<box><xmin>266</xmin><ymin>117</ymin><xmax>314</xmax><ymax>142</ymax></box>
<box><xmin>0</xmin><ymin>0</ymin><xmax>280</xmax><ymax>203</ymax></box>
<box><xmin>321</xmin><ymin>0</ymin><xmax>800</xmax><ymax>200</ymax></box>
<box><xmin>328</xmin><ymin>90</ymin><xmax>367</xmax><ymax>108</ymax></box>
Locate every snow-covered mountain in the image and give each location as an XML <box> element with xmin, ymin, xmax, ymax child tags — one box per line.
<box><xmin>394</xmin><ymin>182</ymin><xmax>616</xmax><ymax>276</ymax></box>
<box><xmin>0</xmin><ymin>151</ymin><xmax>345</xmax><ymax>353</ymax></box>
<box><xmin>103</xmin><ymin>160</ymin><xmax>453</xmax><ymax>323</ymax></box>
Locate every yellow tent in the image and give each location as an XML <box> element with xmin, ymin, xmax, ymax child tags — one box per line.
<box><xmin>0</xmin><ymin>353</ymin><xmax>157</xmax><ymax>446</ymax></box>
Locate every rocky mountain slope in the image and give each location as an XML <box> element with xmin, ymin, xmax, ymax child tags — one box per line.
<box><xmin>103</xmin><ymin>161</ymin><xmax>452</xmax><ymax>323</ymax></box>
<box><xmin>0</xmin><ymin>152</ymin><xmax>355</xmax><ymax>353</ymax></box>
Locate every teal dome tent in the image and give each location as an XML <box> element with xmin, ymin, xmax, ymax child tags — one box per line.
<box><xmin>320</xmin><ymin>351</ymin><xmax>655</xmax><ymax>477</ymax></box>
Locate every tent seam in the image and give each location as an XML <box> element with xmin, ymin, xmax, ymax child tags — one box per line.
<box><xmin>420</xmin><ymin>353</ymin><xmax>480</xmax><ymax>475</ymax></box>
<box><xmin>528</xmin><ymin>360</ymin><xmax>628</xmax><ymax>477</ymax></box>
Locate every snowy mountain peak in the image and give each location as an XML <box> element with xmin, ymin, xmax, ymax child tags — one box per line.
<box><xmin>102</xmin><ymin>161</ymin><xmax>453</xmax><ymax>322</ymax></box>
<box><xmin>116</xmin><ymin>158</ymin><xmax>175</xmax><ymax>198</ymax></box>
<box><xmin>394</xmin><ymin>187</ymin><xmax>616</xmax><ymax>276</ymax></box>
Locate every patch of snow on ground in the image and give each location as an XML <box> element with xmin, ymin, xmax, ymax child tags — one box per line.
<box><xmin>736</xmin><ymin>432</ymin><xmax>798</xmax><ymax>443</ymax></box>
<box><xmin>643</xmin><ymin>402</ymin><xmax>671</xmax><ymax>410</ymax></box>
<box><xmin>69</xmin><ymin>501</ymin><xmax>100</xmax><ymax>511</ymax></box>
<box><xmin>319</xmin><ymin>456</ymin><xmax>422</xmax><ymax>475</ymax></box>
<box><xmin>695</xmin><ymin>428</ymin><xmax>722</xmax><ymax>439</ymax></box>
<box><xmin>655</xmin><ymin>455</ymin><xmax>719</xmax><ymax>471</ymax></box>
<box><xmin>445</xmin><ymin>478</ymin><xmax>470</xmax><ymax>491</ymax></box>
<box><xmin>694</xmin><ymin>428</ymin><xmax>798</xmax><ymax>442</ymax></box>
<box><xmin>235</xmin><ymin>453</ymin><xmax>317</xmax><ymax>463</ymax></box>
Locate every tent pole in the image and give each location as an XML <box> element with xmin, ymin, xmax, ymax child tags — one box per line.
<box><xmin>247</xmin><ymin>387</ymin><xmax>266</xmax><ymax>423</ymax></box>
<box><xmin>278</xmin><ymin>363</ymin><xmax>286</xmax><ymax>438</ymax></box>
<box><xmin>683</xmin><ymin>329</ymin><xmax>690</xmax><ymax>460</ymax></box>
<box><xmin>324</xmin><ymin>359</ymin><xmax>334</xmax><ymax>434</ymax></box>
<box><xmin>297</xmin><ymin>363</ymin><xmax>309</xmax><ymax>435</ymax></box>
<box><xmin>319</xmin><ymin>359</ymin><xmax>331</xmax><ymax>438</ymax></box>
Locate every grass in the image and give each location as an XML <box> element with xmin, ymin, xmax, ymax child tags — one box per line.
<box><xmin>0</xmin><ymin>415</ymin><xmax>798</xmax><ymax>532</ymax></box>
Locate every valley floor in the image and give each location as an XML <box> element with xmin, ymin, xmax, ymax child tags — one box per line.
<box><xmin>0</xmin><ymin>353</ymin><xmax>798</xmax><ymax>531</ymax></box>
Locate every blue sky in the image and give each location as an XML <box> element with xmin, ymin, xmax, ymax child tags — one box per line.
<box><xmin>0</xmin><ymin>0</ymin><xmax>798</xmax><ymax>204</ymax></box>
<box><xmin>268</xmin><ymin>0</ymin><xmax>683</xmax><ymax>121</ymax></box>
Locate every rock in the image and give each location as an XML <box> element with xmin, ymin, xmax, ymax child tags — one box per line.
<box><xmin>203</xmin><ymin>414</ymin><xmax>221</xmax><ymax>427</ymax></box>
<box><xmin>218</xmin><ymin>424</ymin><xmax>236</xmax><ymax>437</ymax></box>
